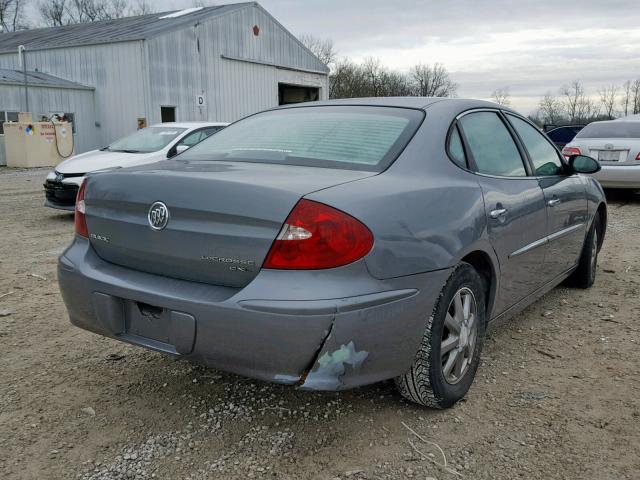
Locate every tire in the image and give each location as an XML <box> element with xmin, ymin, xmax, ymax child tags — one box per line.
<box><xmin>566</xmin><ymin>215</ymin><xmax>600</xmax><ymax>289</ymax></box>
<box><xmin>395</xmin><ymin>263</ymin><xmax>486</xmax><ymax>409</ymax></box>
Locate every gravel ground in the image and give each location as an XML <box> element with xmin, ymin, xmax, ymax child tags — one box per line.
<box><xmin>0</xmin><ymin>167</ymin><xmax>639</xmax><ymax>480</ymax></box>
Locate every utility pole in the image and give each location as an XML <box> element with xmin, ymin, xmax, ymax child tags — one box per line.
<box><xmin>18</xmin><ymin>45</ymin><xmax>29</xmax><ymax>112</ymax></box>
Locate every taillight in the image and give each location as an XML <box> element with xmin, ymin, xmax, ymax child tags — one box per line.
<box><xmin>263</xmin><ymin>199</ymin><xmax>373</xmax><ymax>270</ymax></box>
<box><xmin>562</xmin><ymin>146</ymin><xmax>581</xmax><ymax>157</ymax></box>
<box><xmin>635</xmin><ymin>152</ymin><xmax>640</xmax><ymax>161</ymax></box>
<box><xmin>75</xmin><ymin>179</ymin><xmax>89</xmax><ymax>237</ymax></box>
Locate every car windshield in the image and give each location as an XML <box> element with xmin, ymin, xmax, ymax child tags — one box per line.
<box><xmin>105</xmin><ymin>127</ymin><xmax>187</xmax><ymax>153</ymax></box>
<box><xmin>576</xmin><ymin>122</ymin><xmax>640</xmax><ymax>139</ymax></box>
<box><xmin>178</xmin><ymin>106</ymin><xmax>424</xmax><ymax>171</ymax></box>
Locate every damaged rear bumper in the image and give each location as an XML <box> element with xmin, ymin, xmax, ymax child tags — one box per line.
<box><xmin>58</xmin><ymin>237</ymin><xmax>450</xmax><ymax>390</ymax></box>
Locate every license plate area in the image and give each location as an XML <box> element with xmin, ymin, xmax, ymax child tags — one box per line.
<box><xmin>91</xmin><ymin>293</ymin><xmax>196</xmax><ymax>355</ymax></box>
<box><xmin>126</xmin><ymin>301</ymin><xmax>171</xmax><ymax>343</ymax></box>
<box><xmin>597</xmin><ymin>150</ymin><xmax>624</xmax><ymax>162</ymax></box>
<box><xmin>124</xmin><ymin>300</ymin><xmax>196</xmax><ymax>354</ymax></box>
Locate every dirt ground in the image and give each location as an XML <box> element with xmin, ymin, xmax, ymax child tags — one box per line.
<box><xmin>0</xmin><ymin>167</ymin><xmax>639</xmax><ymax>480</ymax></box>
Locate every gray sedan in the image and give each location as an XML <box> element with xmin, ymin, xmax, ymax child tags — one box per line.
<box><xmin>58</xmin><ymin>98</ymin><xmax>606</xmax><ymax>408</ymax></box>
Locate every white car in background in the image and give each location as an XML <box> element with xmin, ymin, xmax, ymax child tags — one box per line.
<box><xmin>562</xmin><ymin>119</ymin><xmax>640</xmax><ymax>189</ymax></box>
<box><xmin>44</xmin><ymin>122</ymin><xmax>228</xmax><ymax>210</ymax></box>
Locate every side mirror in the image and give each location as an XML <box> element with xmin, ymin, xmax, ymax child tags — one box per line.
<box><xmin>569</xmin><ymin>155</ymin><xmax>601</xmax><ymax>174</ymax></box>
<box><xmin>166</xmin><ymin>144</ymin><xmax>189</xmax><ymax>158</ymax></box>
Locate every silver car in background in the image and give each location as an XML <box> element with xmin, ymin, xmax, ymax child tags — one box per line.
<box><xmin>563</xmin><ymin>120</ymin><xmax>640</xmax><ymax>188</ymax></box>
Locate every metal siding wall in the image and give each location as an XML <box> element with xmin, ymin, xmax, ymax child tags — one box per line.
<box><xmin>146</xmin><ymin>27</ymin><xmax>203</xmax><ymax>124</ymax></box>
<box><xmin>0</xmin><ymin>41</ymin><xmax>147</xmax><ymax>148</ymax></box>
<box><xmin>197</xmin><ymin>5</ymin><xmax>329</xmax><ymax>122</ymax></box>
<box><xmin>0</xmin><ymin>4</ymin><xmax>329</xmax><ymax>146</ymax></box>
<box><xmin>0</xmin><ymin>84</ymin><xmax>97</xmax><ymax>154</ymax></box>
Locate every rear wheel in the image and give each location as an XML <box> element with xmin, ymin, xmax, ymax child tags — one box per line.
<box><xmin>566</xmin><ymin>215</ymin><xmax>600</xmax><ymax>289</ymax></box>
<box><xmin>395</xmin><ymin>263</ymin><xmax>486</xmax><ymax>408</ymax></box>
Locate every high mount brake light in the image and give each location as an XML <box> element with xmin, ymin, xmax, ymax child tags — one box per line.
<box><xmin>75</xmin><ymin>179</ymin><xmax>89</xmax><ymax>237</ymax></box>
<box><xmin>263</xmin><ymin>199</ymin><xmax>373</xmax><ymax>270</ymax></box>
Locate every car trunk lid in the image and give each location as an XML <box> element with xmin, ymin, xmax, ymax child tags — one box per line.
<box><xmin>573</xmin><ymin>137</ymin><xmax>640</xmax><ymax>165</ymax></box>
<box><xmin>83</xmin><ymin>161</ymin><xmax>375</xmax><ymax>288</ymax></box>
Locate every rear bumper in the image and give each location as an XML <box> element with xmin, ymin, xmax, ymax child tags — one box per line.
<box><xmin>58</xmin><ymin>237</ymin><xmax>450</xmax><ymax>390</ymax></box>
<box><xmin>592</xmin><ymin>165</ymin><xmax>640</xmax><ymax>188</ymax></box>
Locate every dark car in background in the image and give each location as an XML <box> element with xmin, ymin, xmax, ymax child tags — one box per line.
<box><xmin>544</xmin><ymin>124</ymin><xmax>585</xmax><ymax>149</ymax></box>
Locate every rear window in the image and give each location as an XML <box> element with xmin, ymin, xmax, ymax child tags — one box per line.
<box><xmin>576</xmin><ymin>122</ymin><xmax>640</xmax><ymax>139</ymax></box>
<box><xmin>179</xmin><ymin>106</ymin><xmax>424</xmax><ymax>171</ymax></box>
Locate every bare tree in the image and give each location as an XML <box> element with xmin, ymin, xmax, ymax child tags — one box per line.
<box><xmin>329</xmin><ymin>58</ymin><xmax>367</xmax><ymax>98</ymax></box>
<box><xmin>598</xmin><ymin>84</ymin><xmax>618</xmax><ymax>119</ymax></box>
<box><xmin>409</xmin><ymin>63</ymin><xmax>457</xmax><ymax>97</ymax></box>
<box><xmin>37</xmin><ymin>0</ymin><xmax>142</xmax><ymax>25</ymax></box>
<box><xmin>633</xmin><ymin>79</ymin><xmax>640</xmax><ymax>115</ymax></box>
<box><xmin>360</xmin><ymin>57</ymin><xmax>389</xmax><ymax>97</ymax></box>
<box><xmin>538</xmin><ymin>93</ymin><xmax>564</xmax><ymax>125</ymax></box>
<box><xmin>299</xmin><ymin>34</ymin><xmax>337</xmax><ymax>68</ymax></box>
<box><xmin>192</xmin><ymin>0</ymin><xmax>217</xmax><ymax>7</ymax></box>
<box><xmin>39</xmin><ymin>0</ymin><xmax>69</xmax><ymax>26</ymax></box>
<box><xmin>559</xmin><ymin>80</ymin><xmax>583</xmax><ymax>122</ymax></box>
<box><xmin>329</xmin><ymin>57</ymin><xmax>413</xmax><ymax>99</ymax></box>
<box><xmin>620</xmin><ymin>80</ymin><xmax>632</xmax><ymax>117</ymax></box>
<box><xmin>128</xmin><ymin>0</ymin><xmax>155</xmax><ymax>16</ymax></box>
<box><xmin>383</xmin><ymin>70</ymin><xmax>413</xmax><ymax>96</ymax></box>
<box><xmin>559</xmin><ymin>80</ymin><xmax>599</xmax><ymax>123</ymax></box>
<box><xmin>491</xmin><ymin>87</ymin><xmax>510</xmax><ymax>106</ymax></box>
<box><xmin>0</xmin><ymin>0</ymin><xmax>29</xmax><ymax>32</ymax></box>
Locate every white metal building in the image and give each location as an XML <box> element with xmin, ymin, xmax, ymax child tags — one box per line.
<box><xmin>0</xmin><ymin>2</ymin><xmax>329</xmax><ymax>164</ymax></box>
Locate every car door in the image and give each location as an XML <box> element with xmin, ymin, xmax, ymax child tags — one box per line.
<box><xmin>506</xmin><ymin>114</ymin><xmax>588</xmax><ymax>278</ymax></box>
<box><xmin>456</xmin><ymin>111</ymin><xmax>549</xmax><ymax>316</ymax></box>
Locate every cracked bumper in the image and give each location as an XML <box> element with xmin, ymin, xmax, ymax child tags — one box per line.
<box><xmin>58</xmin><ymin>237</ymin><xmax>450</xmax><ymax>390</ymax></box>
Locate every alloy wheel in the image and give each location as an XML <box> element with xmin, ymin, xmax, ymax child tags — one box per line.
<box><xmin>441</xmin><ymin>287</ymin><xmax>478</xmax><ymax>384</ymax></box>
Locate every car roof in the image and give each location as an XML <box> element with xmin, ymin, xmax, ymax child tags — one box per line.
<box><xmin>272</xmin><ymin>97</ymin><xmax>507</xmax><ymax>112</ymax></box>
<box><xmin>151</xmin><ymin>121</ymin><xmax>229</xmax><ymax>129</ymax></box>
<box><xmin>614</xmin><ymin>114</ymin><xmax>640</xmax><ymax>122</ymax></box>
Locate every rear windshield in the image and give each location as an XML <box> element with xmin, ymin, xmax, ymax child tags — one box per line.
<box><xmin>576</xmin><ymin>122</ymin><xmax>640</xmax><ymax>139</ymax></box>
<box><xmin>178</xmin><ymin>106</ymin><xmax>424</xmax><ymax>171</ymax></box>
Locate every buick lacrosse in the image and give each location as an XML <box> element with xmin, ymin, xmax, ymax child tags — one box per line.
<box><xmin>58</xmin><ymin>98</ymin><xmax>606</xmax><ymax>408</ymax></box>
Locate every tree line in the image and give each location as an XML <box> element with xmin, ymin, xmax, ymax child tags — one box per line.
<box><xmin>299</xmin><ymin>35</ymin><xmax>457</xmax><ymax>100</ymax></box>
<box><xmin>531</xmin><ymin>79</ymin><xmax>640</xmax><ymax>126</ymax></box>
<box><xmin>0</xmin><ymin>0</ymin><xmax>195</xmax><ymax>30</ymax></box>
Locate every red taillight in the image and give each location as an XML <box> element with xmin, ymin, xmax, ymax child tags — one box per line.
<box><xmin>562</xmin><ymin>146</ymin><xmax>581</xmax><ymax>157</ymax></box>
<box><xmin>263</xmin><ymin>199</ymin><xmax>374</xmax><ymax>270</ymax></box>
<box><xmin>635</xmin><ymin>152</ymin><xmax>640</xmax><ymax>161</ymax></box>
<box><xmin>75</xmin><ymin>179</ymin><xmax>88</xmax><ymax>237</ymax></box>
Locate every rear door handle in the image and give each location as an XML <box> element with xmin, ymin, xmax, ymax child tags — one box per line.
<box><xmin>547</xmin><ymin>198</ymin><xmax>561</xmax><ymax>207</ymax></box>
<box><xmin>489</xmin><ymin>208</ymin><xmax>508</xmax><ymax>219</ymax></box>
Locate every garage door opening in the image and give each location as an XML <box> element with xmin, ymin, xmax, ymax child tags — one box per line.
<box><xmin>278</xmin><ymin>84</ymin><xmax>320</xmax><ymax>105</ymax></box>
<box><xmin>160</xmin><ymin>106</ymin><xmax>176</xmax><ymax>123</ymax></box>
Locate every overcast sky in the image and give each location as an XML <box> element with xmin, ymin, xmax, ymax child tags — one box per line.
<box><xmin>40</xmin><ymin>0</ymin><xmax>640</xmax><ymax>114</ymax></box>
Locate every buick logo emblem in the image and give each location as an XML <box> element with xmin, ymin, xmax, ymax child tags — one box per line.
<box><xmin>148</xmin><ymin>201</ymin><xmax>169</xmax><ymax>230</ymax></box>
<box><xmin>604</xmin><ymin>143</ymin><xmax>614</xmax><ymax>150</ymax></box>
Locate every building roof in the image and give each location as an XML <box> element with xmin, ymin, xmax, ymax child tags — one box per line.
<box><xmin>0</xmin><ymin>3</ymin><xmax>252</xmax><ymax>54</ymax></box>
<box><xmin>0</xmin><ymin>68</ymin><xmax>94</xmax><ymax>90</ymax></box>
